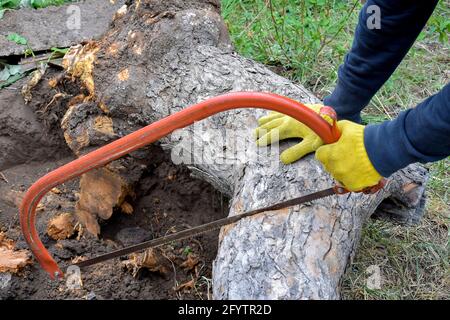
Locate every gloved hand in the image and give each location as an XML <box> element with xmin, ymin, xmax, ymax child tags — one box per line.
<box><xmin>315</xmin><ymin>120</ymin><xmax>383</xmax><ymax>191</ymax></box>
<box><xmin>255</xmin><ymin>104</ymin><xmax>327</xmax><ymax>164</ymax></box>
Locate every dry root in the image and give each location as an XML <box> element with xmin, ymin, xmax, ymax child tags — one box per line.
<box><xmin>47</xmin><ymin>212</ymin><xmax>76</xmax><ymax>240</ymax></box>
<box><xmin>123</xmin><ymin>248</ymin><xmax>170</xmax><ymax>277</ymax></box>
<box><xmin>75</xmin><ymin>167</ymin><xmax>129</xmax><ymax>236</ymax></box>
<box><xmin>0</xmin><ymin>233</ymin><xmax>31</xmax><ymax>274</ymax></box>
<box><xmin>175</xmin><ymin>278</ymin><xmax>196</xmax><ymax>292</ymax></box>
<box><xmin>180</xmin><ymin>253</ymin><xmax>200</xmax><ymax>271</ymax></box>
<box><xmin>22</xmin><ymin>64</ymin><xmax>46</xmax><ymax>104</ymax></box>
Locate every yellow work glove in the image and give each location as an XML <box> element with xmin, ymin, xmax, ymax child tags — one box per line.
<box><xmin>255</xmin><ymin>104</ymin><xmax>326</xmax><ymax>164</ymax></box>
<box><xmin>315</xmin><ymin>120</ymin><xmax>383</xmax><ymax>191</ymax></box>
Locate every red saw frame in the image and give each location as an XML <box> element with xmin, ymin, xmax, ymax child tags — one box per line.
<box><xmin>20</xmin><ymin>91</ymin><xmax>343</xmax><ymax>279</ymax></box>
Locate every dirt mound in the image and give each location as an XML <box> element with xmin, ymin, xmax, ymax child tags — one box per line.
<box><xmin>0</xmin><ymin>148</ymin><xmax>228</xmax><ymax>299</ymax></box>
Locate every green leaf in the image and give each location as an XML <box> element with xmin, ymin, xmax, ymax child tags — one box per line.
<box><xmin>24</xmin><ymin>48</ymin><xmax>34</xmax><ymax>57</ymax></box>
<box><xmin>361</xmin><ymin>114</ymin><xmax>389</xmax><ymax>125</ymax></box>
<box><xmin>51</xmin><ymin>47</ymin><xmax>69</xmax><ymax>55</ymax></box>
<box><xmin>0</xmin><ymin>68</ymin><xmax>10</xmax><ymax>81</ymax></box>
<box><xmin>6</xmin><ymin>32</ymin><xmax>28</xmax><ymax>45</ymax></box>
<box><xmin>182</xmin><ymin>246</ymin><xmax>192</xmax><ymax>255</ymax></box>
<box><xmin>0</xmin><ymin>72</ymin><xmax>26</xmax><ymax>89</ymax></box>
<box><xmin>8</xmin><ymin>64</ymin><xmax>21</xmax><ymax>75</ymax></box>
<box><xmin>417</xmin><ymin>31</ymin><xmax>426</xmax><ymax>41</ymax></box>
<box><xmin>0</xmin><ymin>64</ymin><xmax>22</xmax><ymax>81</ymax></box>
<box><xmin>438</xmin><ymin>32</ymin><xmax>448</xmax><ymax>44</ymax></box>
<box><xmin>0</xmin><ymin>0</ymin><xmax>21</xmax><ymax>9</ymax></box>
<box><xmin>30</xmin><ymin>0</ymin><xmax>65</xmax><ymax>9</ymax></box>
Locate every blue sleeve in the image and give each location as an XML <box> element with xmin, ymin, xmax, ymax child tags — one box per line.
<box><xmin>323</xmin><ymin>0</ymin><xmax>439</xmax><ymax>123</ymax></box>
<box><xmin>365</xmin><ymin>83</ymin><xmax>450</xmax><ymax>177</ymax></box>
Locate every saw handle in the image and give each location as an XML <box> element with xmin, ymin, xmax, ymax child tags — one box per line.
<box><xmin>333</xmin><ymin>178</ymin><xmax>387</xmax><ymax>195</ymax></box>
<box><xmin>317</xmin><ymin>107</ymin><xmax>387</xmax><ymax>195</ymax></box>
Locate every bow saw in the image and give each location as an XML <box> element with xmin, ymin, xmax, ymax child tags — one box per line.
<box><xmin>19</xmin><ymin>92</ymin><xmax>385</xmax><ymax>279</ymax></box>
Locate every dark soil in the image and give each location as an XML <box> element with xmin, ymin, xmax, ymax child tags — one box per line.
<box><xmin>0</xmin><ymin>74</ymin><xmax>72</xmax><ymax>171</ymax></box>
<box><xmin>0</xmin><ymin>147</ymin><xmax>229</xmax><ymax>300</ymax></box>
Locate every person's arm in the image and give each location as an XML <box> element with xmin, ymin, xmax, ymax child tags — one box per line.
<box><xmin>365</xmin><ymin>83</ymin><xmax>450</xmax><ymax>177</ymax></box>
<box><xmin>316</xmin><ymin>84</ymin><xmax>449</xmax><ymax>191</ymax></box>
<box><xmin>324</xmin><ymin>0</ymin><xmax>439</xmax><ymax>123</ymax></box>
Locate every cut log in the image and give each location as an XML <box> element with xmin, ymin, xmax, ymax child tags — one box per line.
<box><xmin>26</xmin><ymin>0</ymin><xmax>428</xmax><ymax>299</ymax></box>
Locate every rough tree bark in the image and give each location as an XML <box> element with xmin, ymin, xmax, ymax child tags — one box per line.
<box><xmin>24</xmin><ymin>0</ymin><xmax>428</xmax><ymax>299</ymax></box>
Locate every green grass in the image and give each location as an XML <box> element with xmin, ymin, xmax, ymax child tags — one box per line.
<box><xmin>341</xmin><ymin>211</ymin><xmax>449</xmax><ymax>299</ymax></box>
<box><xmin>221</xmin><ymin>0</ymin><xmax>449</xmax><ymax>300</ymax></box>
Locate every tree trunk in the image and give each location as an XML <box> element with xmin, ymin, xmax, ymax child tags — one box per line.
<box><xmin>26</xmin><ymin>0</ymin><xmax>428</xmax><ymax>299</ymax></box>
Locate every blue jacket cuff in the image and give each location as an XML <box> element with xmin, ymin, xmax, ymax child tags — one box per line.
<box><xmin>364</xmin><ymin>110</ymin><xmax>445</xmax><ymax>177</ymax></box>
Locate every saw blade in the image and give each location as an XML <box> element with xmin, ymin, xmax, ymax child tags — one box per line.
<box><xmin>73</xmin><ymin>187</ymin><xmax>336</xmax><ymax>269</ymax></box>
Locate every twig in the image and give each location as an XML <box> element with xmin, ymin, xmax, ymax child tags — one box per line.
<box><xmin>201</xmin><ymin>276</ymin><xmax>212</xmax><ymax>300</ymax></box>
<box><xmin>299</xmin><ymin>0</ymin><xmax>305</xmax><ymax>48</ymax></box>
<box><xmin>191</xmin><ymin>238</ymin><xmax>204</xmax><ymax>252</ymax></box>
<box><xmin>280</xmin><ymin>0</ymin><xmax>288</xmax><ymax>45</ymax></box>
<box><xmin>374</xmin><ymin>94</ymin><xmax>393</xmax><ymax>120</ymax></box>
<box><xmin>315</xmin><ymin>0</ymin><xmax>360</xmax><ymax>58</ymax></box>
<box><xmin>237</xmin><ymin>1</ymin><xmax>269</xmax><ymax>38</ymax></box>
<box><xmin>189</xmin><ymin>274</ymin><xmax>203</xmax><ymax>300</ymax></box>
<box><xmin>0</xmin><ymin>172</ymin><xmax>8</xmax><ymax>183</ymax></box>
<box><xmin>42</xmin><ymin>92</ymin><xmax>66</xmax><ymax>113</ymax></box>
<box><xmin>313</xmin><ymin>75</ymin><xmax>323</xmax><ymax>94</ymax></box>
<box><xmin>268</xmin><ymin>0</ymin><xmax>292</xmax><ymax>65</ymax></box>
<box><xmin>161</xmin><ymin>250</ymin><xmax>180</xmax><ymax>297</ymax></box>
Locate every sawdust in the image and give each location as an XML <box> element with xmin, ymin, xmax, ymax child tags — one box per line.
<box><xmin>117</xmin><ymin>68</ymin><xmax>129</xmax><ymax>81</ymax></box>
<box><xmin>0</xmin><ymin>147</ymin><xmax>228</xmax><ymax>299</ymax></box>
<box><xmin>98</xmin><ymin>101</ymin><xmax>110</xmax><ymax>113</ymax></box>
<box><xmin>47</xmin><ymin>212</ymin><xmax>76</xmax><ymax>240</ymax></box>
<box><xmin>143</xmin><ymin>11</ymin><xmax>175</xmax><ymax>25</ymax></box>
<box><xmin>51</xmin><ymin>187</ymin><xmax>62</xmax><ymax>194</ymax></box>
<box><xmin>128</xmin><ymin>30</ymin><xmax>145</xmax><ymax>56</ymax></box>
<box><xmin>107</xmin><ymin>42</ymin><xmax>121</xmax><ymax>57</ymax></box>
<box><xmin>114</xmin><ymin>4</ymin><xmax>128</xmax><ymax>20</ymax></box>
<box><xmin>0</xmin><ymin>233</ymin><xmax>31</xmax><ymax>274</ymax></box>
